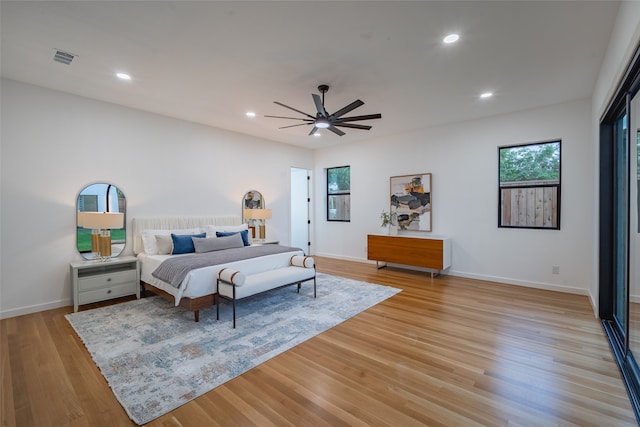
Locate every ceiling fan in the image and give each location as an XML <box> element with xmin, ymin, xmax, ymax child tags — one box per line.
<box><xmin>265</xmin><ymin>84</ymin><xmax>382</xmax><ymax>136</ymax></box>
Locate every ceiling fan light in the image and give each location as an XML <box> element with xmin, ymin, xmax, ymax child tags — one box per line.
<box><xmin>315</xmin><ymin>118</ymin><xmax>330</xmax><ymax>128</ymax></box>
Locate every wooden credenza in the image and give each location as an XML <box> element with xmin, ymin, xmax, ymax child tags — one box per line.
<box><xmin>367</xmin><ymin>234</ymin><xmax>451</xmax><ymax>275</ymax></box>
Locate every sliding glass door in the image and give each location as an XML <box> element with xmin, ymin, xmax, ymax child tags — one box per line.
<box><xmin>613</xmin><ymin>111</ymin><xmax>629</xmax><ymax>345</ymax></box>
<box><xmin>600</xmin><ymin>44</ymin><xmax>640</xmax><ymax>421</ymax></box>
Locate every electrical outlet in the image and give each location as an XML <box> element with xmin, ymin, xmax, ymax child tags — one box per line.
<box><xmin>552</xmin><ymin>266</ymin><xmax>560</xmax><ymax>275</ymax></box>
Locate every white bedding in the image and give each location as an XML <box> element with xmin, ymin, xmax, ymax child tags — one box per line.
<box><xmin>138</xmin><ymin>249</ymin><xmax>304</xmax><ymax>305</ymax></box>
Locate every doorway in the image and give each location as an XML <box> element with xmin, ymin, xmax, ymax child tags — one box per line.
<box><xmin>290</xmin><ymin>167</ymin><xmax>311</xmax><ymax>254</ymax></box>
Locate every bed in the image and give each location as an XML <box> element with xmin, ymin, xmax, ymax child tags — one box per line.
<box><xmin>132</xmin><ymin>216</ymin><xmax>305</xmax><ymax>321</ymax></box>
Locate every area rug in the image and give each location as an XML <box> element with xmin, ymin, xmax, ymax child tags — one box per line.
<box><xmin>65</xmin><ymin>273</ymin><xmax>400</xmax><ymax>425</ymax></box>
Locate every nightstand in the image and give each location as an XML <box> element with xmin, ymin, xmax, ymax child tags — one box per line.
<box><xmin>70</xmin><ymin>256</ymin><xmax>140</xmax><ymax>312</ymax></box>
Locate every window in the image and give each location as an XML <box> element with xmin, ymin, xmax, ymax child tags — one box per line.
<box><xmin>498</xmin><ymin>140</ymin><xmax>561</xmax><ymax>229</ymax></box>
<box><xmin>327</xmin><ymin>166</ymin><xmax>350</xmax><ymax>221</ymax></box>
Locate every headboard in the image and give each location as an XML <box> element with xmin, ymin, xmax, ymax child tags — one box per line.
<box><xmin>132</xmin><ymin>216</ymin><xmax>242</xmax><ymax>254</ymax></box>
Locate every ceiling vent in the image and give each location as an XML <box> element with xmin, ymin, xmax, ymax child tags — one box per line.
<box><xmin>52</xmin><ymin>49</ymin><xmax>77</xmax><ymax>65</ymax></box>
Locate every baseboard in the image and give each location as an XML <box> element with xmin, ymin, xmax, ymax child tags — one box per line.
<box><xmin>448</xmin><ymin>270</ymin><xmax>589</xmax><ymax>296</ymax></box>
<box><xmin>0</xmin><ymin>298</ymin><xmax>71</xmax><ymax>319</ymax></box>
<box><xmin>314</xmin><ymin>252</ymin><xmax>589</xmax><ymax>296</ymax></box>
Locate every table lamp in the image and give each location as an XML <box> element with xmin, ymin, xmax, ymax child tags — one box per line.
<box><xmin>78</xmin><ymin>212</ymin><xmax>124</xmax><ymax>258</ymax></box>
<box><xmin>250</xmin><ymin>209</ymin><xmax>272</xmax><ymax>241</ymax></box>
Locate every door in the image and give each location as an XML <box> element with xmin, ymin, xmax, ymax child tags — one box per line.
<box><xmin>290</xmin><ymin>167</ymin><xmax>311</xmax><ymax>254</ymax></box>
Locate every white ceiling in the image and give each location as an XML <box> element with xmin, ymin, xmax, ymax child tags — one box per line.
<box><xmin>1</xmin><ymin>1</ymin><xmax>619</xmax><ymax>149</ymax></box>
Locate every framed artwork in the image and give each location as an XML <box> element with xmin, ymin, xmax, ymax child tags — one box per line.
<box><xmin>390</xmin><ymin>173</ymin><xmax>432</xmax><ymax>232</ymax></box>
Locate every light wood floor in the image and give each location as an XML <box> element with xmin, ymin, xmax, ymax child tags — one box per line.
<box><xmin>2</xmin><ymin>257</ymin><xmax>637</xmax><ymax>426</ymax></box>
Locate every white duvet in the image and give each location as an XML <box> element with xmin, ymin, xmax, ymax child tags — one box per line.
<box><xmin>138</xmin><ymin>249</ymin><xmax>304</xmax><ymax>305</ymax></box>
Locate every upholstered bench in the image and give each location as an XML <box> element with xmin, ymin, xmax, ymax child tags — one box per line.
<box><xmin>216</xmin><ymin>255</ymin><xmax>316</xmax><ymax>327</ymax></box>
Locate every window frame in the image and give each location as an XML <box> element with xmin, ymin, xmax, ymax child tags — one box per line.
<box><xmin>498</xmin><ymin>139</ymin><xmax>562</xmax><ymax>230</ymax></box>
<box><xmin>326</xmin><ymin>165</ymin><xmax>351</xmax><ymax>222</ymax></box>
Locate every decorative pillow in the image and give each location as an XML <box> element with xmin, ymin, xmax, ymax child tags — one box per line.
<box><xmin>290</xmin><ymin>255</ymin><xmax>315</xmax><ymax>268</ymax></box>
<box><xmin>171</xmin><ymin>232</ymin><xmax>206</xmax><ymax>255</ymax></box>
<box><xmin>216</xmin><ymin>230</ymin><xmax>250</xmax><ymax>246</ymax></box>
<box><xmin>193</xmin><ymin>234</ymin><xmax>244</xmax><ymax>253</ymax></box>
<box><xmin>205</xmin><ymin>224</ymin><xmax>251</xmax><ymax>244</ymax></box>
<box><xmin>155</xmin><ymin>234</ymin><xmax>173</xmax><ymax>255</ymax></box>
<box><xmin>141</xmin><ymin>228</ymin><xmax>200</xmax><ymax>254</ymax></box>
<box><xmin>218</xmin><ymin>268</ymin><xmax>246</xmax><ymax>286</ymax></box>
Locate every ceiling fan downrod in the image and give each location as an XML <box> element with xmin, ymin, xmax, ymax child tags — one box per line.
<box><xmin>318</xmin><ymin>84</ymin><xmax>329</xmax><ymax>108</ymax></box>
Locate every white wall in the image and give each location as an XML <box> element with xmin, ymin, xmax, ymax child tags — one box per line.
<box><xmin>314</xmin><ymin>98</ymin><xmax>594</xmax><ymax>296</ymax></box>
<box><xmin>0</xmin><ymin>78</ymin><xmax>313</xmax><ymax>318</ymax></box>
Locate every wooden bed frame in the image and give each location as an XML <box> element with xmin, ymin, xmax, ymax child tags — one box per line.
<box><xmin>142</xmin><ymin>281</ymin><xmax>214</xmax><ymax>322</ymax></box>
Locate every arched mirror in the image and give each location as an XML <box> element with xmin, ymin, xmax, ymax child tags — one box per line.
<box><xmin>76</xmin><ymin>183</ymin><xmax>126</xmax><ymax>259</ymax></box>
<box><xmin>242</xmin><ymin>190</ymin><xmax>264</xmax><ymax>240</ymax></box>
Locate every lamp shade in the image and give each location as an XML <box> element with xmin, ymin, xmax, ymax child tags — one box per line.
<box><xmin>78</xmin><ymin>212</ymin><xmax>124</xmax><ymax>229</ymax></box>
<box><xmin>250</xmin><ymin>209</ymin><xmax>272</xmax><ymax>220</ymax></box>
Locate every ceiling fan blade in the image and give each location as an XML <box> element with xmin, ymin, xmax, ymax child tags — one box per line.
<box><xmin>329</xmin><ymin>99</ymin><xmax>364</xmax><ymax>119</ymax></box>
<box><xmin>264</xmin><ymin>115</ymin><xmax>314</xmax><ymax>121</ymax></box>
<box><xmin>308</xmin><ymin>126</ymin><xmax>319</xmax><ymax>136</ymax></box>
<box><xmin>327</xmin><ymin>125</ymin><xmax>346</xmax><ymax>136</ymax></box>
<box><xmin>312</xmin><ymin>93</ymin><xmax>327</xmax><ymax>117</ymax></box>
<box><xmin>279</xmin><ymin>123</ymin><xmax>313</xmax><ymax>129</ymax></box>
<box><xmin>333</xmin><ymin>123</ymin><xmax>372</xmax><ymax>130</ymax></box>
<box><xmin>334</xmin><ymin>113</ymin><xmax>382</xmax><ymax>122</ymax></box>
<box><xmin>273</xmin><ymin>101</ymin><xmax>316</xmax><ymax>119</ymax></box>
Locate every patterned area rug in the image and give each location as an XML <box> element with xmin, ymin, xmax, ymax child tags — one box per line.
<box><xmin>65</xmin><ymin>273</ymin><xmax>400</xmax><ymax>425</ymax></box>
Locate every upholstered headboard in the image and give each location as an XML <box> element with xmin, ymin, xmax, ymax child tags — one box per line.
<box><xmin>132</xmin><ymin>216</ymin><xmax>242</xmax><ymax>254</ymax></box>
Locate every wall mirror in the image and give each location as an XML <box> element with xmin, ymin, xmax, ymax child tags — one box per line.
<box><xmin>76</xmin><ymin>183</ymin><xmax>126</xmax><ymax>259</ymax></box>
<box><xmin>242</xmin><ymin>190</ymin><xmax>264</xmax><ymax>239</ymax></box>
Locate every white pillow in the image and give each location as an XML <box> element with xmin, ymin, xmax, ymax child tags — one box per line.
<box><xmin>204</xmin><ymin>224</ymin><xmax>251</xmax><ymax>244</ymax></box>
<box><xmin>155</xmin><ymin>235</ymin><xmax>173</xmax><ymax>255</ymax></box>
<box><xmin>141</xmin><ymin>228</ymin><xmax>201</xmax><ymax>255</ymax></box>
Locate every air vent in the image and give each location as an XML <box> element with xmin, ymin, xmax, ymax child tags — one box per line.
<box><xmin>52</xmin><ymin>49</ymin><xmax>77</xmax><ymax>65</ymax></box>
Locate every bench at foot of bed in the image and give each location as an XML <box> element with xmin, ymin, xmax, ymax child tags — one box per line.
<box><xmin>216</xmin><ymin>256</ymin><xmax>316</xmax><ymax>328</ymax></box>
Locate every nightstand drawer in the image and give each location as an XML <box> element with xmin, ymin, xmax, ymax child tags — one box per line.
<box><xmin>77</xmin><ymin>269</ymin><xmax>137</xmax><ymax>291</ymax></box>
<box><xmin>78</xmin><ymin>281</ymin><xmax>138</xmax><ymax>305</ymax></box>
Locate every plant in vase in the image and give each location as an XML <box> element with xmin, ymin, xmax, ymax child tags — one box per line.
<box><xmin>380</xmin><ymin>210</ymin><xmax>398</xmax><ymax>235</ymax></box>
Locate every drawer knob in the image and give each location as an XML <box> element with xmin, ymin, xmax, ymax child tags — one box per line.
<box><xmin>107</xmin><ymin>289</ymin><xmax>112</xmax><ymax>294</ymax></box>
<box><xmin>107</xmin><ymin>277</ymin><xmax>112</xmax><ymax>282</ymax></box>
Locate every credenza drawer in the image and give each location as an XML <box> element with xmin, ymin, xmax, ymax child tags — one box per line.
<box><xmin>367</xmin><ymin>234</ymin><xmax>451</xmax><ymax>273</ymax></box>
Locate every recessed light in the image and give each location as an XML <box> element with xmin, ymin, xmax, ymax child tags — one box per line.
<box><xmin>443</xmin><ymin>34</ymin><xmax>460</xmax><ymax>44</ymax></box>
<box><xmin>116</xmin><ymin>72</ymin><xmax>131</xmax><ymax>80</ymax></box>
<box><xmin>313</xmin><ymin>132</ymin><xmax>321</xmax><ymax>137</ymax></box>
<box><xmin>480</xmin><ymin>92</ymin><xmax>493</xmax><ymax>99</ymax></box>
<box><xmin>246</xmin><ymin>111</ymin><xmax>256</xmax><ymax>118</ymax></box>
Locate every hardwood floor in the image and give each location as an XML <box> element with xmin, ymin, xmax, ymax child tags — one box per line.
<box><xmin>2</xmin><ymin>256</ymin><xmax>637</xmax><ymax>426</ymax></box>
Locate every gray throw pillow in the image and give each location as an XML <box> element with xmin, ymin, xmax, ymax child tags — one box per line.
<box><xmin>192</xmin><ymin>234</ymin><xmax>244</xmax><ymax>253</ymax></box>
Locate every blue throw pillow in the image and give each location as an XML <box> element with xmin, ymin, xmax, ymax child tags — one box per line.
<box><xmin>216</xmin><ymin>230</ymin><xmax>250</xmax><ymax>246</ymax></box>
<box><xmin>171</xmin><ymin>232</ymin><xmax>206</xmax><ymax>254</ymax></box>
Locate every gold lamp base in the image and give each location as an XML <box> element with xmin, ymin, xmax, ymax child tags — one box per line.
<box><xmin>98</xmin><ymin>235</ymin><xmax>112</xmax><ymax>257</ymax></box>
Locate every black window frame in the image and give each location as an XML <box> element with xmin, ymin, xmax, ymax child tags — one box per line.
<box><xmin>326</xmin><ymin>165</ymin><xmax>351</xmax><ymax>222</ymax></box>
<box><xmin>498</xmin><ymin>139</ymin><xmax>562</xmax><ymax>230</ymax></box>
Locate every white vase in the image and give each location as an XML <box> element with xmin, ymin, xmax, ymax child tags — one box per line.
<box><xmin>389</xmin><ymin>225</ymin><xmax>398</xmax><ymax>235</ymax></box>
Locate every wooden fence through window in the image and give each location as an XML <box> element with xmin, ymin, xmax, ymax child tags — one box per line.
<box><xmin>499</xmin><ymin>180</ymin><xmax>559</xmax><ymax>228</ymax></box>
